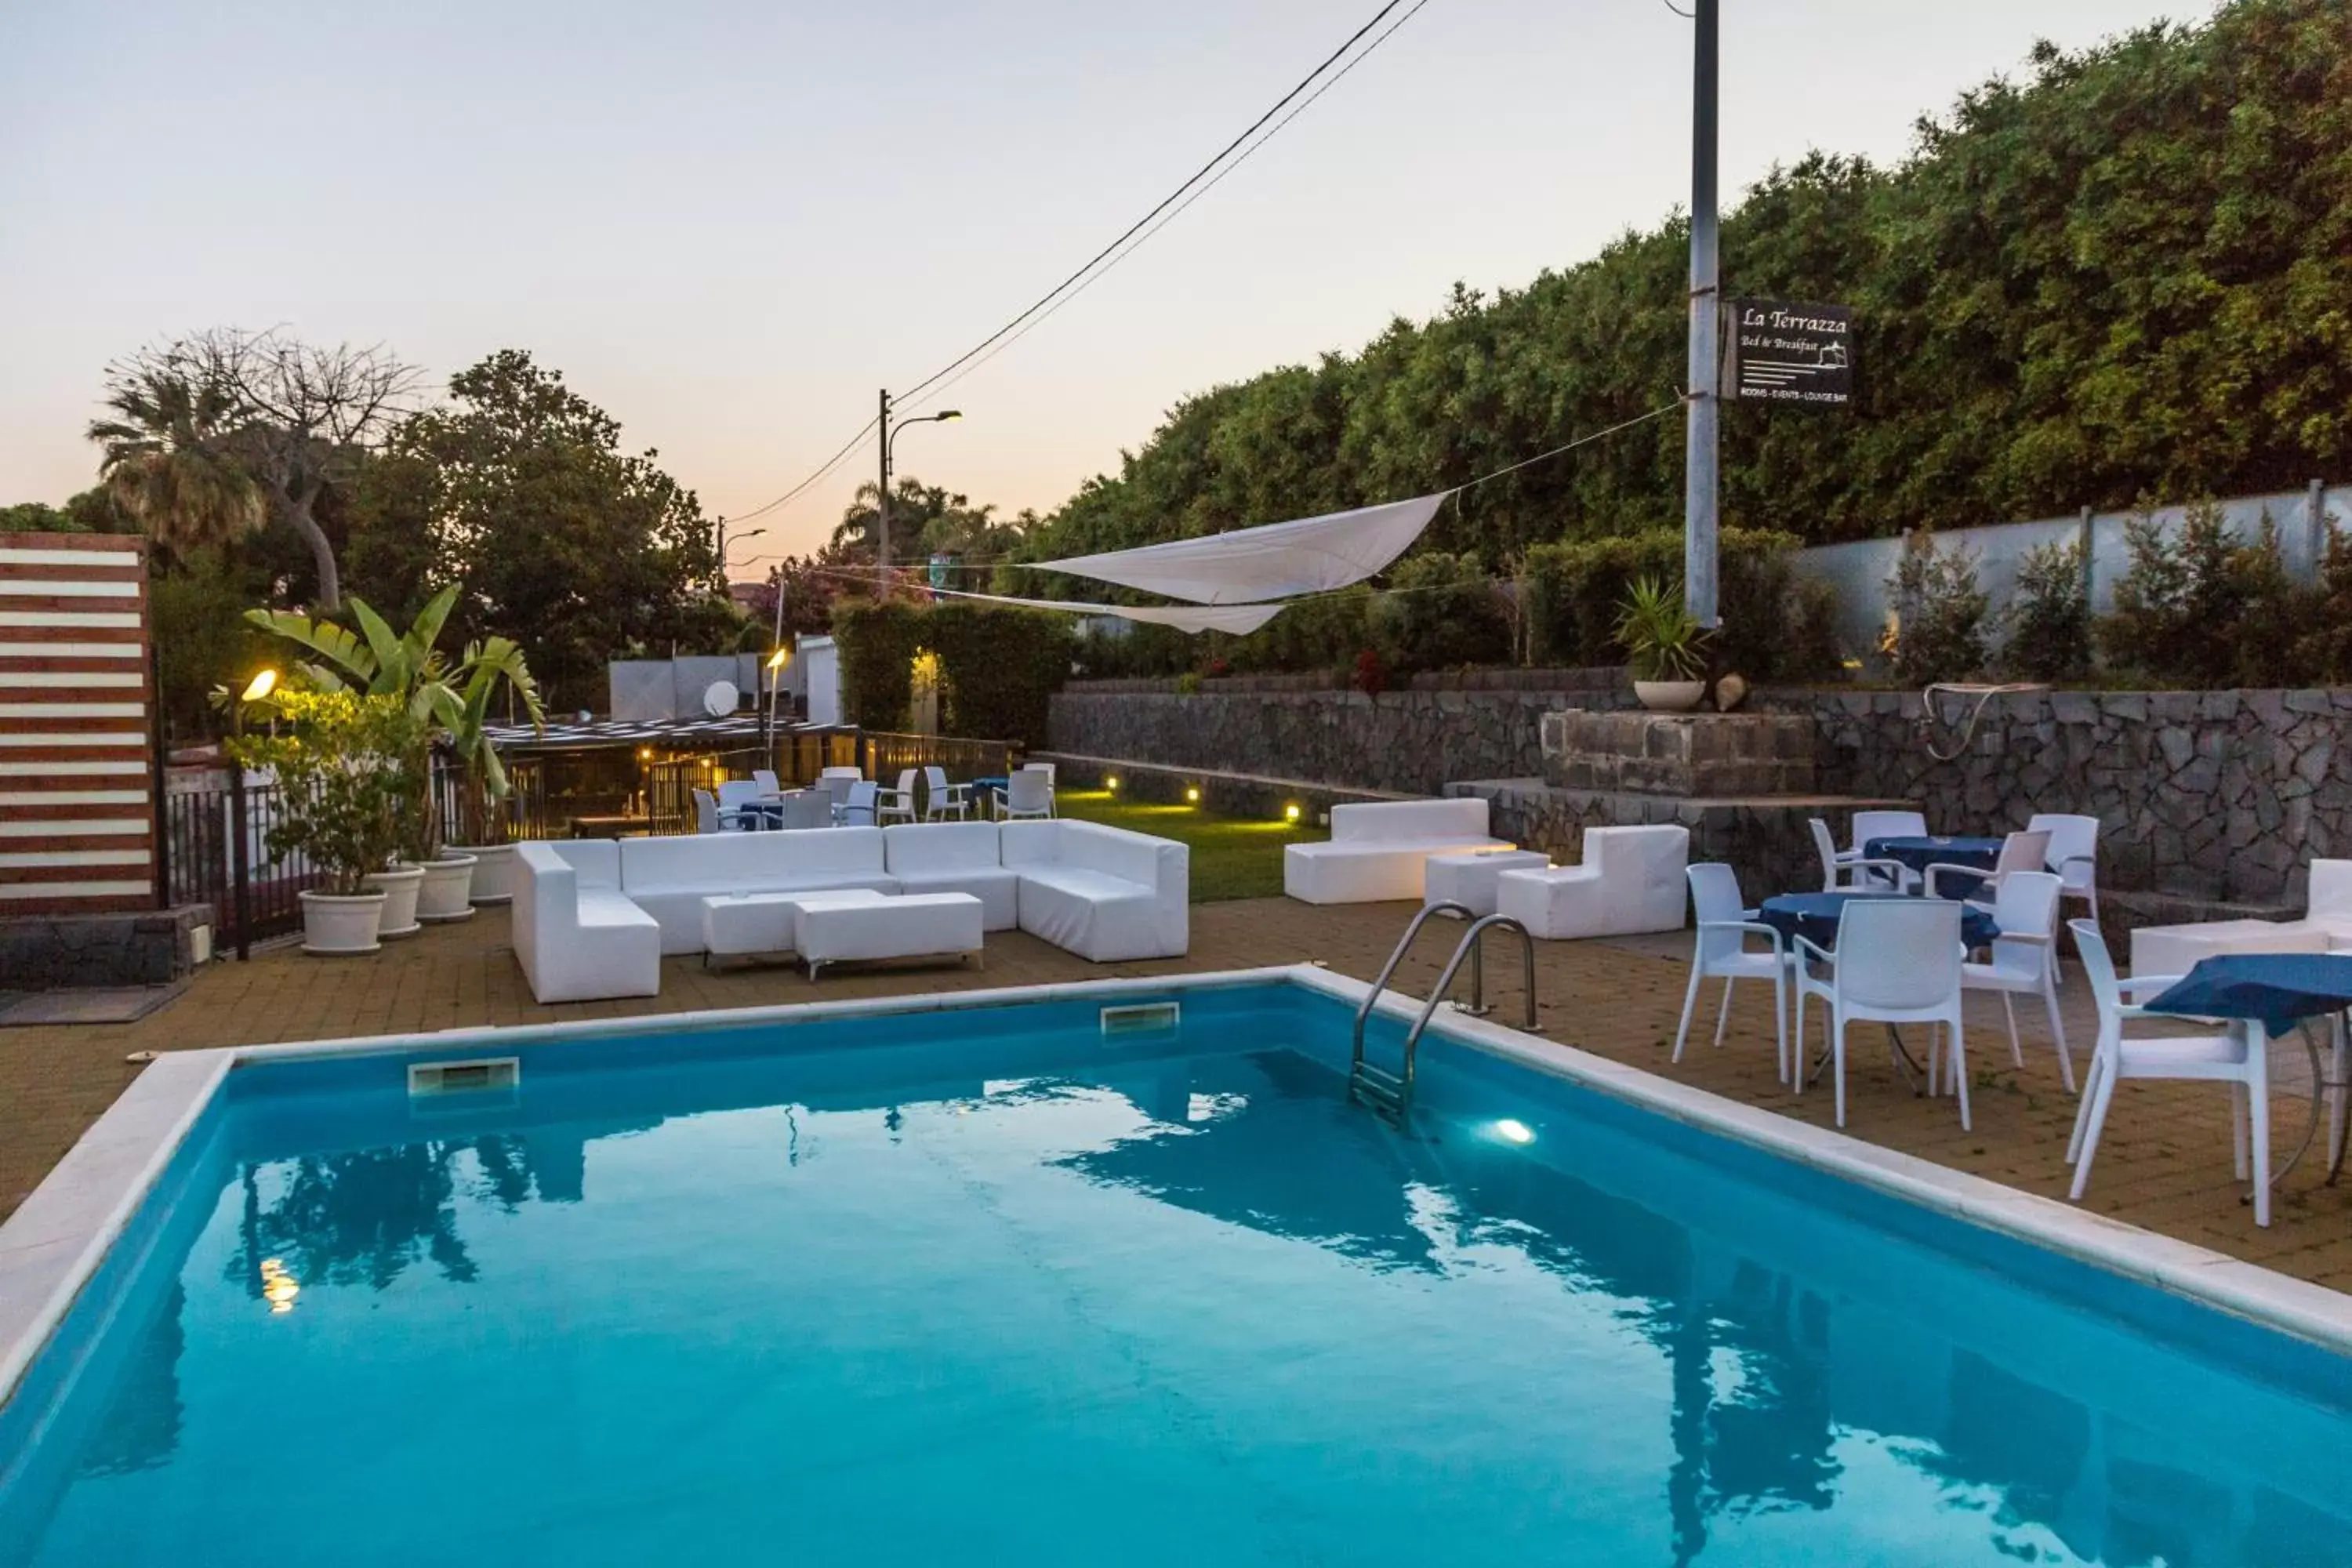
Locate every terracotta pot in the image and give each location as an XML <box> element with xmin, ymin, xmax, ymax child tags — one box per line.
<box><xmin>299</xmin><ymin>890</ymin><xmax>387</xmax><ymax>956</ymax></box>
<box><xmin>364</xmin><ymin>863</ymin><xmax>426</xmax><ymax>939</ymax></box>
<box><xmin>1634</xmin><ymin>679</ymin><xmax>1707</xmax><ymax>713</ymax></box>
<box><xmin>417</xmin><ymin>853</ymin><xmax>478</xmax><ymax>923</ymax></box>
<box><xmin>452</xmin><ymin>842</ymin><xmax>516</xmax><ymax>905</ymax></box>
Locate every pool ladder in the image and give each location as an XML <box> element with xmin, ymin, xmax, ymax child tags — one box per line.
<box><xmin>1348</xmin><ymin>902</ymin><xmax>1540</xmax><ymax>1124</ymax></box>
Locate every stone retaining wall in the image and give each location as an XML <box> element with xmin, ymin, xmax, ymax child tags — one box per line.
<box><xmin>1763</xmin><ymin>688</ymin><xmax>2352</xmax><ymax>906</ymax></box>
<box><xmin>0</xmin><ymin>905</ymin><xmax>212</xmax><ymax>989</ymax></box>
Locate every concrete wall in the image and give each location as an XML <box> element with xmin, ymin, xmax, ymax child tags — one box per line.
<box><xmin>1794</xmin><ymin>482</ymin><xmax>2347</xmax><ymax>659</ymax></box>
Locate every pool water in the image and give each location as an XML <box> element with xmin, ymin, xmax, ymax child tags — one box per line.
<box><xmin>4</xmin><ymin>985</ymin><xmax>2350</xmax><ymax>1566</ymax></box>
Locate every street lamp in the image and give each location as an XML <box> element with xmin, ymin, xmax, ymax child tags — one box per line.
<box><xmin>717</xmin><ymin>521</ymin><xmax>766</xmax><ymax>583</ymax></box>
<box><xmin>876</xmin><ymin>392</ymin><xmax>964</xmax><ymax>575</ymax></box>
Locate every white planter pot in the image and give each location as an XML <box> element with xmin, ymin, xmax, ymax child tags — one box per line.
<box><xmin>365</xmin><ymin>864</ymin><xmax>426</xmax><ymax>939</ymax></box>
<box><xmin>300</xmin><ymin>891</ymin><xmax>387</xmax><ymax>956</ymax></box>
<box><xmin>452</xmin><ymin>842</ymin><xmax>517</xmax><ymax>905</ymax></box>
<box><xmin>417</xmin><ymin>854</ymin><xmax>478</xmax><ymax>924</ymax></box>
<box><xmin>1634</xmin><ymin>679</ymin><xmax>1708</xmax><ymax>713</ymax></box>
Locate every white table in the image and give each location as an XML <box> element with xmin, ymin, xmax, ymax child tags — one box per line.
<box><xmin>1424</xmin><ymin>849</ymin><xmax>1551</xmax><ymax>918</ymax></box>
<box><xmin>700</xmin><ymin>887</ymin><xmax>889</xmax><ymax>970</ymax></box>
<box><xmin>800</xmin><ymin>892</ymin><xmax>985</xmax><ymax>979</ymax></box>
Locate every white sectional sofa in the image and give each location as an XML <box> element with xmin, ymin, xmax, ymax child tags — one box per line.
<box><xmin>619</xmin><ymin>827</ymin><xmax>901</xmax><ymax>953</ymax></box>
<box><xmin>2129</xmin><ymin>858</ymin><xmax>2352</xmax><ymax>976</ymax></box>
<box><xmin>1000</xmin><ymin>819</ymin><xmax>1189</xmax><ymax>961</ymax></box>
<box><xmin>1283</xmin><ymin>798</ymin><xmax>1512</xmax><ymax>905</ymax></box>
<box><xmin>512</xmin><ymin>840</ymin><xmax>662</xmax><ymax>1004</ymax></box>
<box><xmin>884</xmin><ymin>822</ymin><xmax>1020</xmax><ymax>930</ymax></box>
<box><xmin>1496</xmin><ymin>824</ymin><xmax>1690</xmax><ymax>941</ymax></box>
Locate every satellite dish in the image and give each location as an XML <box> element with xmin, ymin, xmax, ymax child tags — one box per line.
<box><xmin>702</xmin><ymin>679</ymin><xmax>739</xmax><ymax>717</ymax></box>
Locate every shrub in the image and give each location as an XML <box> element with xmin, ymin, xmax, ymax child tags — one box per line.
<box><xmin>836</xmin><ymin>599</ymin><xmax>1070</xmax><ymax>746</ymax></box>
<box><xmin>1519</xmin><ymin>527</ymin><xmax>1819</xmax><ymax>677</ymax></box>
<box><xmin>1882</xmin><ymin>529</ymin><xmax>1989</xmax><ymax>685</ymax></box>
<box><xmin>1367</xmin><ymin>551</ymin><xmax>1512</xmax><ymax>672</ymax></box>
<box><xmin>226</xmin><ymin>690</ymin><xmax>422</xmax><ymax>894</ymax></box>
<box><xmin>833</xmin><ymin>599</ymin><xmax>923</xmax><ymax>728</ymax></box>
<box><xmin>1352</xmin><ymin>648</ymin><xmax>1388</xmax><ymax>697</ymax></box>
<box><xmin>1613</xmin><ymin>575</ymin><xmax>1708</xmax><ymax>681</ymax></box>
<box><xmin>2000</xmin><ymin>538</ymin><xmax>2091</xmax><ymax>681</ymax></box>
<box><xmin>2292</xmin><ymin>520</ymin><xmax>2352</xmax><ymax>681</ymax></box>
<box><xmin>2098</xmin><ymin>502</ymin><xmax>2308</xmax><ymax>687</ymax></box>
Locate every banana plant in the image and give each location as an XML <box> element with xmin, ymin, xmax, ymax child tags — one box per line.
<box><xmin>245</xmin><ymin>586</ymin><xmax>545</xmax><ymax>851</ymax></box>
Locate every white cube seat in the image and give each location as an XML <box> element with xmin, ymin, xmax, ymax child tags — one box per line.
<box><xmin>1424</xmin><ymin>850</ymin><xmax>1552</xmax><ymax>917</ymax></box>
<box><xmin>512</xmin><ymin>841</ymin><xmax>661</xmax><ymax>1004</ymax></box>
<box><xmin>701</xmin><ymin>888</ymin><xmax>891</xmax><ymax>965</ymax></box>
<box><xmin>1497</xmin><ymin>825</ymin><xmax>1690</xmax><ymax>941</ymax></box>
<box><xmin>1284</xmin><ymin>798</ymin><xmax>1512</xmax><ymax>905</ymax></box>
<box><xmin>883</xmin><ymin>821</ymin><xmax>1019</xmax><ymax>930</ymax></box>
<box><xmin>799</xmin><ymin>892</ymin><xmax>985</xmax><ymax>978</ymax></box>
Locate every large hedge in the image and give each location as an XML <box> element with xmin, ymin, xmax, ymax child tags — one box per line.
<box><xmin>833</xmin><ymin>599</ymin><xmax>1073</xmax><ymax>748</ymax></box>
<box><xmin>1011</xmin><ymin>2</ymin><xmax>2351</xmax><ymax>569</ymax></box>
<box><xmin>1519</xmin><ymin>528</ymin><xmax>1838</xmax><ymax>680</ymax></box>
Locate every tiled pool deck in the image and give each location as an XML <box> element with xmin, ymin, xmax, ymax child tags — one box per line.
<box><xmin>6</xmin><ymin>898</ymin><xmax>2350</xmax><ymax>1294</ymax></box>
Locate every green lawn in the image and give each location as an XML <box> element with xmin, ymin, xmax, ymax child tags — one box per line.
<box><xmin>1054</xmin><ymin>789</ymin><xmax>1323</xmax><ymax>902</ymax></box>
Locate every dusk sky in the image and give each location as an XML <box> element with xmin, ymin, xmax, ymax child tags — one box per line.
<box><xmin>1</xmin><ymin>0</ymin><xmax>2193</xmax><ymax>567</ymax></box>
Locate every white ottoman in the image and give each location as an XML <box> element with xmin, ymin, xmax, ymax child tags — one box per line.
<box><xmin>799</xmin><ymin>892</ymin><xmax>985</xmax><ymax>979</ymax></box>
<box><xmin>1424</xmin><ymin>849</ymin><xmax>1551</xmax><ymax>917</ymax></box>
<box><xmin>701</xmin><ymin>888</ymin><xmax>887</xmax><ymax>969</ymax></box>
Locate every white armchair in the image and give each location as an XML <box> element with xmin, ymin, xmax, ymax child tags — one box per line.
<box><xmin>2027</xmin><ymin>812</ymin><xmax>2100</xmax><ymax>922</ymax></box>
<box><xmin>1793</xmin><ymin>898</ymin><xmax>1967</xmax><ymax>1130</ymax></box>
<box><xmin>1495</xmin><ymin>825</ymin><xmax>1690</xmax><ymax>941</ymax></box>
<box><xmin>1958</xmin><ymin>870</ymin><xmax>2071</xmax><ymax>1091</ymax></box>
<box><xmin>922</xmin><ymin>765</ymin><xmax>973</xmax><ymax>822</ymax></box>
<box><xmin>1674</xmin><ymin>862</ymin><xmax>1788</xmax><ymax>1082</ymax></box>
<box><xmin>1809</xmin><ymin>816</ymin><xmax>1904</xmax><ymax>892</ymax></box>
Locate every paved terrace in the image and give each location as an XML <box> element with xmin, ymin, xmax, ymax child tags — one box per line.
<box><xmin>7</xmin><ymin>898</ymin><xmax>2350</xmax><ymax>1294</ymax></box>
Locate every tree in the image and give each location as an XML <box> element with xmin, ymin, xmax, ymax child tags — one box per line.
<box><xmin>101</xmin><ymin>328</ymin><xmax>422</xmax><ymax>607</ymax></box>
<box><xmin>342</xmin><ymin>349</ymin><xmax>735</xmax><ymax>708</ymax></box>
<box><xmin>831</xmin><ymin>477</ymin><xmax>1027</xmax><ymax>573</ymax></box>
<box><xmin>86</xmin><ymin>365</ymin><xmax>268</xmax><ymax>560</ymax></box>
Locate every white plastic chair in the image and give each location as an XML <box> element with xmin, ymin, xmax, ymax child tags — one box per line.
<box><xmin>1794</xmin><ymin>898</ymin><xmax>1969</xmax><ymax>1130</ymax></box>
<box><xmin>923</xmin><ymin>765</ymin><xmax>972</xmax><ymax>822</ymax></box>
<box><xmin>779</xmin><ymin>790</ymin><xmax>831</xmax><ymax>830</ymax></box>
<box><xmin>1810</xmin><ymin>816</ymin><xmax>1904</xmax><ymax>892</ymax></box>
<box><xmin>2064</xmin><ymin>920</ymin><xmax>2272</xmax><ymax>1225</ymax></box>
<box><xmin>876</xmin><ymin>768</ymin><xmax>919</xmax><ymax>826</ymax></box>
<box><xmin>1000</xmin><ymin>770</ymin><xmax>1054</xmax><ymax>821</ymax></box>
<box><xmin>1926</xmin><ymin>828</ymin><xmax>2050</xmax><ymax>904</ymax></box>
<box><xmin>716</xmin><ymin>779</ymin><xmax>766</xmax><ymax>830</ymax></box>
<box><xmin>1958</xmin><ymin>870</ymin><xmax>2071</xmax><ymax>1090</ymax></box>
<box><xmin>2029</xmin><ymin>813</ymin><xmax>2101</xmax><ymax>923</ymax></box>
<box><xmin>1673</xmin><ymin>863</ymin><xmax>1789</xmax><ymax>1083</ymax></box>
<box><xmin>1017</xmin><ymin>761</ymin><xmax>1057</xmax><ymax>816</ymax></box>
<box><xmin>753</xmin><ymin>769</ymin><xmax>782</xmax><ymax>796</ymax></box>
<box><xmin>691</xmin><ymin>788</ymin><xmax>723</xmax><ymax>835</ymax></box>
<box><xmin>837</xmin><ymin>780</ymin><xmax>880</xmax><ymax>826</ymax></box>
<box><xmin>816</xmin><ymin>773</ymin><xmax>856</xmax><ymax>822</ymax></box>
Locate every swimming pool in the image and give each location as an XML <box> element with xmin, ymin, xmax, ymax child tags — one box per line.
<box><xmin>2</xmin><ymin>967</ymin><xmax>2349</xmax><ymax>1566</ymax></box>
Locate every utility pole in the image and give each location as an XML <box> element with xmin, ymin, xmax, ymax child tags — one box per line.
<box><xmin>877</xmin><ymin>387</ymin><xmax>894</xmax><ymax>578</ymax></box>
<box><xmin>1683</xmin><ymin>0</ymin><xmax>1721</xmax><ymax>627</ymax></box>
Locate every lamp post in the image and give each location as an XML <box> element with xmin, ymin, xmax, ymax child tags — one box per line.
<box><xmin>875</xmin><ymin>391</ymin><xmax>964</xmax><ymax>578</ymax></box>
<box><xmin>229</xmin><ymin>668</ymin><xmax>278</xmax><ymax>962</ymax></box>
<box><xmin>717</xmin><ymin>521</ymin><xmax>765</xmax><ymax>589</ymax></box>
<box><xmin>1682</xmin><ymin>0</ymin><xmax>1721</xmax><ymax>627</ymax></box>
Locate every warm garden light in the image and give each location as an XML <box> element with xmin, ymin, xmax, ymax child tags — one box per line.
<box><xmin>766</xmin><ymin>647</ymin><xmax>790</xmax><ymax>671</ymax></box>
<box><xmin>1185</xmin><ymin>786</ymin><xmax>1200</xmax><ymax>804</ymax></box>
<box><xmin>240</xmin><ymin>668</ymin><xmax>278</xmax><ymax>702</ymax></box>
<box><xmin>1105</xmin><ymin>775</ymin><xmax>1120</xmax><ymax>792</ymax></box>
<box><xmin>1284</xmin><ymin>803</ymin><xmax>1301</xmax><ymax>822</ymax></box>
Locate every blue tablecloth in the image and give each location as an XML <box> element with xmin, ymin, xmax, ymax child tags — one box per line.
<box><xmin>1759</xmin><ymin>891</ymin><xmax>1999</xmax><ymax>952</ymax></box>
<box><xmin>2144</xmin><ymin>953</ymin><xmax>2352</xmax><ymax>1037</ymax></box>
<box><xmin>1864</xmin><ymin>835</ymin><xmax>2004</xmax><ymax>875</ymax></box>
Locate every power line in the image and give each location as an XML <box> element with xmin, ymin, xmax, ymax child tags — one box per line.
<box><xmin>904</xmin><ymin>0</ymin><xmax>1437</xmax><ymax>415</ymax></box>
<box><xmin>895</xmin><ymin>0</ymin><xmax>1417</xmax><ymax>408</ymax></box>
<box><xmin>721</xmin><ymin>415</ymin><xmax>880</xmax><ymax>531</ymax></box>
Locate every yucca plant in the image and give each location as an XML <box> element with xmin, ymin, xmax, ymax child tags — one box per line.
<box><xmin>1613</xmin><ymin>575</ymin><xmax>1708</xmax><ymax>682</ymax></box>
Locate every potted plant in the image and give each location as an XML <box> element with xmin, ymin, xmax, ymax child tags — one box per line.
<box><xmin>227</xmin><ymin>690</ymin><xmax>419</xmax><ymax>955</ymax></box>
<box><xmin>1615</xmin><ymin>575</ymin><xmax>1710</xmax><ymax>712</ymax></box>
<box><xmin>246</xmin><ymin>586</ymin><xmax>543</xmax><ymax>913</ymax></box>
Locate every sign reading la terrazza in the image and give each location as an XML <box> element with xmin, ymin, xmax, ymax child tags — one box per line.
<box><xmin>1726</xmin><ymin>299</ymin><xmax>1852</xmax><ymax>407</ymax></box>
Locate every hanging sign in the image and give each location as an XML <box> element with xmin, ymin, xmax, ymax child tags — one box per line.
<box><xmin>1724</xmin><ymin>299</ymin><xmax>1852</xmax><ymax>407</ymax></box>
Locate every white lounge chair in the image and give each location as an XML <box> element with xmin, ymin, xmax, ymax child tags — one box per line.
<box><xmin>1495</xmin><ymin>825</ymin><xmax>1689</xmax><ymax>941</ymax></box>
<box><xmin>512</xmin><ymin>841</ymin><xmax>661</xmax><ymax>1003</ymax></box>
<box><xmin>1958</xmin><ymin>869</ymin><xmax>2071</xmax><ymax>1090</ymax></box>
<box><xmin>1794</xmin><ymin>898</ymin><xmax>1968</xmax><ymax>1130</ymax></box>
<box><xmin>1283</xmin><ymin>799</ymin><xmax>1511</xmax><ymax>905</ymax></box>
<box><xmin>1673</xmin><ymin>862</ymin><xmax>1788</xmax><ymax>1083</ymax></box>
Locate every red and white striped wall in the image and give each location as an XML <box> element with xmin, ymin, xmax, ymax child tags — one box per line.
<box><xmin>0</xmin><ymin>533</ymin><xmax>158</xmax><ymax>914</ymax></box>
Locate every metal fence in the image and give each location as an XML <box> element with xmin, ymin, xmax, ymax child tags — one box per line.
<box><xmin>162</xmin><ymin>774</ymin><xmax>325</xmax><ymax>955</ymax></box>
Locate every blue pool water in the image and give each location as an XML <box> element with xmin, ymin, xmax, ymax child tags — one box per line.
<box><xmin>4</xmin><ymin>982</ymin><xmax>2350</xmax><ymax>1566</ymax></box>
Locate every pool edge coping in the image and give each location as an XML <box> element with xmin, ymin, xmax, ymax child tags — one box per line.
<box><xmin>3</xmin><ymin>959</ymin><xmax>2348</xmax><ymax>1415</ymax></box>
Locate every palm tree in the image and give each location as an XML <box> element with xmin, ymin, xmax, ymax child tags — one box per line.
<box><xmin>86</xmin><ymin>368</ymin><xmax>267</xmax><ymax>559</ymax></box>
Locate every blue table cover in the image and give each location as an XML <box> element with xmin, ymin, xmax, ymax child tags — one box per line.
<box><xmin>2143</xmin><ymin>953</ymin><xmax>2352</xmax><ymax>1037</ymax></box>
<box><xmin>1759</xmin><ymin>891</ymin><xmax>1999</xmax><ymax>951</ymax></box>
<box><xmin>1864</xmin><ymin>835</ymin><xmax>2004</xmax><ymax>876</ymax></box>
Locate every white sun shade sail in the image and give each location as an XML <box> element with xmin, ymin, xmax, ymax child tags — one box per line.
<box><xmin>924</xmin><ymin>583</ymin><xmax>1284</xmax><ymax>635</ymax></box>
<box><xmin>1025</xmin><ymin>492</ymin><xmax>1450</xmax><ymax>604</ymax></box>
